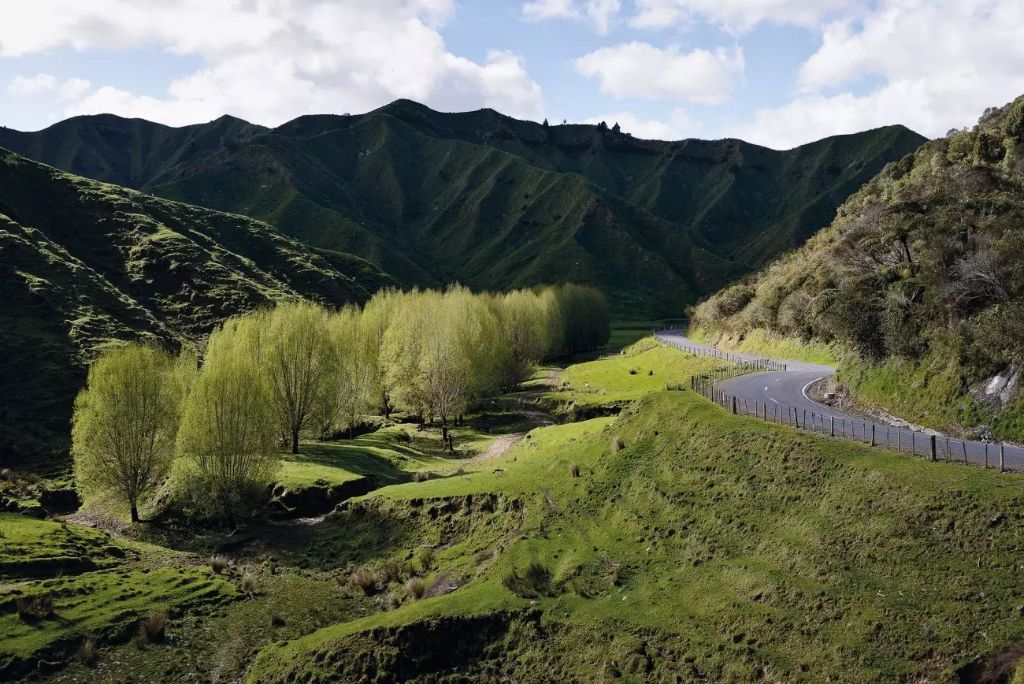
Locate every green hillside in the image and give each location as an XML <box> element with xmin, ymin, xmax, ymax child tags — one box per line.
<box><xmin>0</xmin><ymin>101</ymin><xmax>925</xmax><ymax>316</ymax></box>
<box><xmin>693</xmin><ymin>94</ymin><xmax>1024</xmax><ymax>441</ymax></box>
<box><xmin>0</xmin><ymin>148</ymin><xmax>390</xmax><ymax>466</ymax></box>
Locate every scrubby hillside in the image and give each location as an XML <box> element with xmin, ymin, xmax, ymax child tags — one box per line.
<box><xmin>0</xmin><ymin>148</ymin><xmax>390</xmax><ymax>466</ymax></box>
<box><xmin>0</xmin><ymin>101</ymin><xmax>925</xmax><ymax>315</ymax></box>
<box><xmin>692</xmin><ymin>95</ymin><xmax>1024</xmax><ymax>441</ymax></box>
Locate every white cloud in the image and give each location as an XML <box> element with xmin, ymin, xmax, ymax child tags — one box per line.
<box><xmin>730</xmin><ymin>0</ymin><xmax>1024</xmax><ymax>148</ymax></box>
<box><xmin>574</xmin><ymin>42</ymin><xmax>743</xmax><ymax>104</ymax></box>
<box><xmin>0</xmin><ymin>0</ymin><xmax>543</xmax><ymax>127</ymax></box>
<box><xmin>521</xmin><ymin>0</ymin><xmax>621</xmax><ymax>34</ymax></box>
<box><xmin>8</xmin><ymin>74</ymin><xmax>58</xmax><ymax>96</ymax></box>
<box><xmin>584</xmin><ymin>108</ymin><xmax>698</xmax><ymax>139</ymax></box>
<box><xmin>628</xmin><ymin>0</ymin><xmax>856</xmax><ymax>33</ymax></box>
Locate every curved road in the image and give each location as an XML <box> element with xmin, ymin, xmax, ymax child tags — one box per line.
<box><xmin>656</xmin><ymin>330</ymin><xmax>1024</xmax><ymax>472</ymax></box>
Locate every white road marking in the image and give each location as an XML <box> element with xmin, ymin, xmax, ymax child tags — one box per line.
<box><xmin>764</xmin><ymin>386</ymin><xmax>769</xmax><ymax>392</ymax></box>
<box><xmin>801</xmin><ymin>376</ymin><xmax>825</xmax><ymax>401</ymax></box>
<box><xmin>769</xmin><ymin>397</ymin><xmax>779</xmax><ymax>404</ymax></box>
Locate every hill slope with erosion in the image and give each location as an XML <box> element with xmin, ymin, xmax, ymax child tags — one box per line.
<box><xmin>692</xmin><ymin>95</ymin><xmax>1024</xmax><ymax>441</ymax></box>
<box><xmin>0</xmin><ymin>102</ymin><xmax>925</xmax><ymax>315</ymax></box>
<box><xmin>0</xmin><ymin>148</ymin><xmax>390</xmax><ymax>466</ymax></box>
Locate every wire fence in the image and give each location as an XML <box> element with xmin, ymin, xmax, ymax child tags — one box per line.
<box><xmin>654</xmin><ymin>328</ymin><xmax>787</xmax><ymax>371</ymax></box>
<box><xmin>655</xmin><ymin>331</ymin><xmax>1021</xmax><ymax>474</ymax></box>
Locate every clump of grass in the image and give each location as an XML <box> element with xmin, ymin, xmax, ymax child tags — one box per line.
<box><xmin>78</xmin><ymin>637</ymin><xmax>97</xmax><ymax>666</ymax></box>
<box><xmin>648</xmin><ymin>369</ymin><xmax>654</xmax><ymax>376</ymax></box>
<box><xmin>15</xmin><ymin>593</ymin><xmax>54</xmax><ymax>621</ymax></box>
<box><xmin>351</xmin><ymin>567</ymin><xmax>377</xmax><ymax>595</ymax></box>
<box><xmin>502</xmin><ymin>562</ymin><xmax>553</xmax><ymax>598</ymax></box>
<box><xmin>629</xmin><ymin>368</ymin><xmax>638</xmax><ymax>375</ymax></box>
<box><xmin>270</xmin><ymin>613</ymin><xmax>286</xmax><ymax>627</ymax></box>
<box><xmin>413</xmin><ymin>547</ymin><xmax>436</xmax><ymax>573</ymax></box>
<box><xmin>377</xmin><ymin>559</ymin><xmax>403</xmax><ymax>584</ymax></box>
<box><xmin>240</xmin><ymin>571</ymin><xmax>257</xmax><ymax>596</ymax></box>
<box><xmin>611</xmin><ymin>436</ymin><xmax>625</xmax><ymax>452</ymax></box>
<box><xmin>210</xmin><ymin>554</ymin><xmax>230</xmax><ymax>574</ymax></box>
<box><xmin>609</xmin><ymin>563</ymin><xmax>622</xmax><ymax>586</ymax></box>
<box><xmin>569</xmin><ymin>463</ymin><xmax>580</xmax><ymax>478</ymax></box>
<box><xmin>413</xmin><ymin>471</ymin><xmax>435</xmax><ymax>483</ymax></box>
<box><xmin>139</xmin><ymin>611</ymin><xmax>167</xmax><ymax>644</ymax></box>
<box><xmin>406</xmin><ymin>577</ymin><xmax>429</xmax><ymax>600</ymax></box>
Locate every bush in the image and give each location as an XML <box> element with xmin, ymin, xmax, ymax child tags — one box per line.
<box><xmin>139</xmin><ymin>611</ymin><xmax>167</xmax><ymax>644</ymax></box>
<box><xmin>15</xmin><ymin>593</ymin><xmax>54</xmax><ymax>621</ymax></box>
<box><xmin>629</xmin><ymin>368</ymin><xmax>638</xmax><ymax>375</ymax></box>
<box><xmin>210</xmin><ymin>555</ymin><xmax>230</xmax><ymax>574</ymax></box>
<box><xmin>241</xmin><ymin>572</ymin><xmax>258</xmax><ymax>595</ymax></box>
<box><xmin>413</xmin><ymin>547</ymin><xmax>436</xmax><ymax>573</ymax></box>
<box><xmin>569</xmin><ymin>463</ymin><xmax>580</xmax><ymax>478</ymax></box>
<box><xmin>648</xmin><ymin>369</ymin><xmax>654</xmax><ymax>376</ymax></box>
<box><xmin>413</xmin><ymin>471</ymin><xmax>435</xmax><ymax>483</ymax></box>
<box><xmin>351</xmin><ymin>567</ymin><xmax>377</xmax><ymax>595</ymax></box>
<box><xmin>611</xmin><ymin>436</ymin><xmax>624</xmax><ymax>452</ymax></box>
<box><xmin>78</xmin><ymin>637</ymin><xmax>97</xmax><ymax>665</ymax></box>
<box><xmin>377</xmin><ymin>559</ymin><xmax>403</xmax><ymax>584</ymax></box>
<box><xmin>502</xmin><ymin>562</ymin><xmax>553</xmax><ymax>598</ymax></box>
<box><xmin>406</xmin><ymin>577</ymin><xmax>429</xmax><ymax>600</ymax></box>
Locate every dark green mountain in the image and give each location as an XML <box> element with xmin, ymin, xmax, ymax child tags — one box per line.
<box><xmin>0</xmin><ymin>102</ymin><xmax>926</xmax><ymax>315</ymax></box>
<box><xmin>0</xmin><ymin>148</ymin><xmax>390</xmax><ymax>466</ymax></box>
<box><xmin>693</xmin><ymin>94</ymin><xmax>1024</xmax><ymax>440</ymax></box>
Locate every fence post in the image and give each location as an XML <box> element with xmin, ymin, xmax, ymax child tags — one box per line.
<box><xmin>985</xmin><ymin>443</ymin><xmax>989</xmax><ymax>468</ymax></box>
<box><xmin>929</xmin><ymin>435</ymin><xmax>936</xmax><ymax>461</ymax></box>
<box><xmin>871</xmin><ymin>424</ymin><xmax>875</xmax><ymax>447</ymax></box>
<box><xmin>961</xmin><ymin>440</ymin><xmax>968</xmax><ymax>464</ymax></box>
<box><xmin>830</xmin><ymin>416</ymin><xmax>834</xmax><ymax>437</ymax></box>
<box><xmin>912</xmin><ymin>432</ymin><xmax>916</xmax><ymax>455</ymax></box>
<box><xmin>897</xmin><ymin>430</ymin><xmax>900</xmax><ymax>452</ymax></box>
<box><xmin>1000</xmin><ymin>443</ymin><xmax>1005</xmax><ymax>472</ymax></box>
<box><xmin>731</xmin><ymin>396</ymin><xmax>737</xmax><ymax>415</ymax></box>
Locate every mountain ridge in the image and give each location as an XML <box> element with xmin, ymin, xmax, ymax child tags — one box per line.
<box><xmin>0</xmin><ymin>102</ymin><xmax>927</xmax><ymax>316</ymax></box>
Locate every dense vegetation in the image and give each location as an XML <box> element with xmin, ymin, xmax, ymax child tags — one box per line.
<box><xmin>0</xmin><ymin>148</ymin><xmax>391</xmax><ymax>466</ymax></box>
<box><xmin>693</xmin><ymin>94</ymin><xmax>1024</xmax><ymax>440</ymax></box>
<box><xmin>0</xmin><ymin>101</ymin><xmax>925</xmax><ymax>316</ymax></box>
<box><xmin>71</xmin><ymin>285</ymin><xmax>609</xmax><ymax>524</ymax></box>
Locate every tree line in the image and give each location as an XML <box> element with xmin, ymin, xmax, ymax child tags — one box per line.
<box><xmin>71</xmin><ymin>284</ymin><xmax>609</xmax><ymax>524</ymax></box>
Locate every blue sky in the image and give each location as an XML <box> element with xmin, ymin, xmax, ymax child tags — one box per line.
<box><xmin>2</xmin><ymin>1</ymin><xmax>1023</xmax><ymax>148</ymax></box>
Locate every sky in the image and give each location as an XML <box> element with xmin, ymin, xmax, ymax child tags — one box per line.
<box><xmin>1</xmin><ymin>0</ymin><xmax>1023</xmax><ymax>149</ymax></box>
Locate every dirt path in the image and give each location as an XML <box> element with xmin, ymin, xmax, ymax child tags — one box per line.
<box><xmin>470</xmin><ymin>433</ymin><xmax>526</xmax><ymax>463</ymax></box>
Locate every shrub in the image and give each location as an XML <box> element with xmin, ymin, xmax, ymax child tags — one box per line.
<box><xmin>611</xmin><ymin>436</ymin><xmax>624</xmax><ymax>452</ymax></box>
<box><xmin>502</xmin><ymin>562</ymin><xmax>553</xmax><ymax>598</ymax></box>
<box><xmin>628</xmin><ymin>368</ymin><xmax>638</xmax><ymax>375</ymax></box>
<box><xmin>569</xmin><ymin>463</ymin><xmax>580</xmax><ymax>478</ymax></box>
<box><xmin>78</xmin><ymin>637</ymin><xmax>97</xmax><ymax>666</ymax></box>
<box><xmin>413</xmin><ymin>471</ymin><xmax>435</xmax><ymax>483</ymax></box>
<box><xmin>609</xmin><ymin>563</ymin><xmax>622</xmax><ymax>586</ymax></box>
<box><xmin>240</xmin><ymin>572</ymin><xmax>258</xmax><ymax>595</ymax></box>
<box><xmin>139</xmin><ymin>611</ymin><xmax>167</xmax><ymax>644</ymax></box>
<box><xmin>351</xmin><ymin>567</ymin><xmax>377</xmax><ymax>595</ymax></box>
<box><xmin>648</xmin><ymin>369</ymin><xmax>654</xmax><ymax>376</ymax></box>
<box><xmin>210</xmin><ymin>555</ymin><xmax>230</xmax><ymax>574</ymax></box>
<box><xmin>413</xmin><ymin>547</ymin><xmax>436</xmax><ymax>573</ymax></box>
<box><xmin>406</xmin><ymin>577</ymin><xmax>429</xmax><ymax>600</ymax></box>
<box><xmin>15</xmin><ymin>593</ymin><xmax>54</xmax><ymax>621</ymax></box>
<box><xmin>377</xmin><ymin>559</ymin><xmax>403</xmax><ymax>584</ymax></box>
<box><xmin>270</xmin><ymin>613</ymin><xmax>286</xmax><ymax>627</ymax></box>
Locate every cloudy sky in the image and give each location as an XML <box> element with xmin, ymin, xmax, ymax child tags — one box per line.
<box><xmin>1</xmin><ymin>0</ymin><xmax>1023</xmax><ymax>148</ymax></box>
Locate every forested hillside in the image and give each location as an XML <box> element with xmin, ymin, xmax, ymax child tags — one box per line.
<box><xmin>693</xmin><ymin>95</ymin><xmax>1024</xmax><ymax>440</ymax></box>
<box><xmin>0</xmin><ymin>148</ymin><xmax>390</xmax><ymax>465</ymax></box>
<box><xmin>0</xmin><ymin>101</ymin><xmax>925</xmax><ymax>315</ymax></box>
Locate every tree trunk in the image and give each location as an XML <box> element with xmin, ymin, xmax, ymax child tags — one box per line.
<box><xmin>130</xmin><ymin>501</ymin><xmax>139</xmax><ymax>524</ymax></box>
<box><xmin>441</xmin><ymin>423</ymin><xmax>449</xmax><ymax>447</ymax></box>
<box><xmin>291</xmin><ymin>429</ymin><xmax>300</xmax><ymax>454</ymax></box>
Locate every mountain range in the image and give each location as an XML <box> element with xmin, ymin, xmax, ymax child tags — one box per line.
<box><xmin>0</xmin><ymin>101</ymin><xmax>925</xmax><ymax>314</ymax></box>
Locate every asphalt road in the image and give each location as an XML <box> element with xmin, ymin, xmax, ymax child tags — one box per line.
<box><xmin>656</xmin><ymin>330</ymin><xmax>1024</xmax><ymax>472</ymax></box>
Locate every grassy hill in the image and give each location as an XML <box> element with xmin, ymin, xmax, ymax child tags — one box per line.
<box><xmin>692</xmin><ymin>94</ymin><xmax>1024</xmax><ymax>441</ymax></box>
<box><xmin>0</xmin><ymin>148</ymin><xmax>391</xmax><ymax>466</ymax></box>
<box><xmin>0</xmin><ymin>101</ymin><xmax>925</xmax><ymax>316</ymax></box>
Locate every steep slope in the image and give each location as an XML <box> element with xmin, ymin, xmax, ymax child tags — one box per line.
<box><xmin>0</xmin><ymin>103</ymin><xmax>925</xmax><ymax>315</ymax></box>
<box><xmin>0</xmin><ymin>148</ymin><xmax>391</xmax><ymax>466</ymax></box>
<box><xmin>693</xmin><ymin>94</ymin><xmax>1024</xmax><ymax>441</ymax></box>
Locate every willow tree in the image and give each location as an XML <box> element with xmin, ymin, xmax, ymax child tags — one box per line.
<box><xmin>264</xmin><ymin>302</ymin><xmax>333</xmax><ymax>454</ymax></box>
<box><xmin>176</xmin><ymin>315</ymin><xmax>278</xmax><ymax>526</ymax></box>
<box><xmin>381</xmin><ymin>289</ymin><xmax>432</xmax><ymax>420</ymax></box>
<box><xmin>360</xmin><ymin>289</ymin><xmax>402</xmax><ymax>418</ymax></box>
<box><xmin>72</xmin><ymin>343</ymin><xmax>193</xmax><ymax>523</ymax></box>
<box><xmin>312</xmin><ymin>305</ymin><xmax>368</xmax><ymax>439</ymax></box>
<box><xmin>491</xmin><ymin>289</ymin><xmax>551</xmax><ymax>388</ymax></box>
